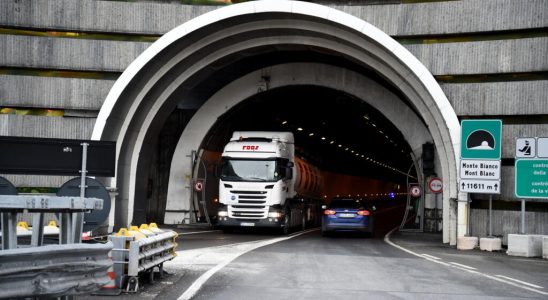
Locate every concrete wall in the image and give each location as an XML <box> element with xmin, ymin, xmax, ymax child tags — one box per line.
<box><xmin>0</xmin><ymin>0</ymin><xmax>546</xmax><ymax>228</ymax></box>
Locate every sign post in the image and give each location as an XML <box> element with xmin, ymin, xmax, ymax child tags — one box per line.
<box><xmin>514</xmin><ymin>137</ymin><xmax>548</xmax><ymax>234</ymax></box>
<box><xmin>459</xmin><ymin>120</ymin><xmax>502</xmax><ymax>244</ymax></box>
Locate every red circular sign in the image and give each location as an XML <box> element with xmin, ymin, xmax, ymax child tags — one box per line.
<box><xmin>410</xmin><ymin>185</ymin><xmax>421</xmax><ymax>197</ymax></box>
<box><xmin>428</xmin><ymin>178</ymin><xmax>443</xmax><ymax>193</ymax></box>
<box><xmin>194</xmin><ymin>180</ymin><xmax>204</xmax><ymax>192</ymax></box>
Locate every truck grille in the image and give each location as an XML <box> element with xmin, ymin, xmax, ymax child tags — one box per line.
<box><xmin>229</xmin><ymin>190</ymin><xmax>269</xmax><ymax>219</ymax></box>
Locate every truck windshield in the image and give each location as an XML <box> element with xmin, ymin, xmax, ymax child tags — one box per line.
<box><xmin>220</xmin><ymin>158</ymin><xmax>283</xmax><ymax>182</ymax></box>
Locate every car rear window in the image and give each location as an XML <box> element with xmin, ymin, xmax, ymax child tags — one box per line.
<box><xmin>329</xmin><ymin>199</ymin><xmax>363</xmax><ymax>209</ymax></box>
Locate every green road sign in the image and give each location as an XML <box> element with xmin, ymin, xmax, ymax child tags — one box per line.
<box><xmin>515</xmin><ymin>159</ymin><xmax>548</xmax><ymax>199</ymax></box>
<box><xmin>461</xmin><ymin>120</ymin><xmax>502</xmax><ymax>160</ymax></box>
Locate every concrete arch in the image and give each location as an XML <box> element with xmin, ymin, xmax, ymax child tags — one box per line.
<box><xmin>91</xmin><ymin>0</ymin><xmax>461</xmax><ymax>244</ymax></box>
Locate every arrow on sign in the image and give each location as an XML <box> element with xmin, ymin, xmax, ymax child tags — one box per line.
<box><xmin>494</xmin><ymin>183</ymin><xmax>498</xmax><ymax>191</ymax></box>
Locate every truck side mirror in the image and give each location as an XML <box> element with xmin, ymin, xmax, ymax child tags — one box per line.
<box><xmin>286</xmin><ymin>167</ymin><xmax>293</xmax><ymax>180</ymax></box>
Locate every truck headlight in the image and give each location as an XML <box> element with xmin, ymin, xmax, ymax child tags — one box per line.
<box><xmin>218</xmin><ymin>211</ymin><xmax>228</xmax><ymax>217</ymax></box>
<box><xmin>268</xmin><ymin>211</ymin><xmax>283</xmax><ymax>218</ymax></box>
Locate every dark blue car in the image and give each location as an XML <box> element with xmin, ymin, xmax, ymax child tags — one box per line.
<box><xmin>321</xmin><ymin>198</ymin><xmax>374</xmax><ymax>236</ymax></box>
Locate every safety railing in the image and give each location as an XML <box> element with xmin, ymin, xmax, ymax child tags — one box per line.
<box><xmin>0</xmin><ymin>242</ymin><xmax>113</xmax><ymax>299</ymax></box>
<box><xmin>109</xmin><ymin>224</ymin><xmax>178</xmax><ymax>292</ymax></box>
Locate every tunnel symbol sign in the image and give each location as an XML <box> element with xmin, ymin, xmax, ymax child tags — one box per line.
<box><xmin>461</xmin><ymin>120</ymin><xmax>501</xmax><ymax>160</ymax></box>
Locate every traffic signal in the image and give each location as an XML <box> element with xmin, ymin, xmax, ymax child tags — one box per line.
<box><xmin>422</xmin><ymin>142</ymin><xmax>435</xmax><ymax>175</ymax></box>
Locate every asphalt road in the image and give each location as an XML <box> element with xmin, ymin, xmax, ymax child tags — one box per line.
<box><xmin>86</xmin><ymin>228</ymin><xmax>548</xmax><ymax>300</ymax></box>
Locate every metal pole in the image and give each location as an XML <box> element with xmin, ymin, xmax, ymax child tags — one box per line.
<box><xmin>520</xmin><ymin>199</ymin><xmax>526</xmax><ymax>234</ymax></box>
<box><xmin>488</xmin><ymin>194</ymin><xmax>492</xmax><ymax>237</ymax></box>
<box><xmin>72</xmin><ymin>142</ymin><xmax>88</xmax><ymax>243</ymax></box>
<box><xmin>466</xmin><ymin>194</ymin><xmax>471</xmax><ymax>236</ymax></box>
<box><xmin>420</xmin><ymin>177</ymin><xmax>426</xmax><ymax>232</ymax></box>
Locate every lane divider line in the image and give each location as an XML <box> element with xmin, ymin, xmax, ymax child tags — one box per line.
<box><xmin>495</xmin><ymin>275</ymin><xmax>544</xmax><ymax>289</ymax></box>
<box><xmin>449</xmin><ymin>262</ymin><xmax>477</xmax><ymax>270</ymax></box>
<box><xmin>177</xmin><ymin>228</ymin><xmax>318</xmax><ymax>300</ymax></box>
<box><xmin>421</xmin><ymin>254</ymin><xmax>441</xmax><ymax>260</ymax></box>
<box><xmin>384</xmin><ymin>227</ymin><xmax>548</xmax><ymax>297</ymax></box>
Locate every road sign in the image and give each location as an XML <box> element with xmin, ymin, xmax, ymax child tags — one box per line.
<box><xmin>460</xmin><ymin>160</ymin><xmax>500</xmax><ymax>180</ymax></box>
<box><xmin>515</xmin><ymin>159</ymin><xmax>548</xmax><ymax>199</ymax></box>
<box><xmin>461</xmin><ymin>120</ymin><xmax>502</xmax><ymax>160</ymax></box>
<box><xmin>459</xmin><ymin>179</ymin><xmax>500</xmax><ymax>194</ymax></box>
<box><xmin>410</xmin><ymin>185</ymin><xmax>421</xmax><ymax>197</ymax></box>
<box><xmin>428</xmin><ymin>178</ymin><xmax>443</xmax><ymax>193</ymax></box>
<box><xmin>193</xmin><ymin>180</ymin><xmax>204</xmax><ymax>192</ymax></box>
<box><xmin>515</xmin><ymin>138</ymin><xmax>536</xmax><ymax>158</ymax></box>
<box><xmin>538</xmin><ymin>138</ymin><xmax>548</xmax><ymax>158</ymax></box>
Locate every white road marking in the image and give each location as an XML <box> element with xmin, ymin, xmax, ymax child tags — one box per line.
<box><xmin>176</xmin><ymin>228</ymin><xmax>318</xmax><ymax>300</ymax></box>
<box><xmin>176</xmin><ymin>230</ymin><xmax>221</xmax><ymax>235</ymax></box>
<box><xmin>421</xmin><ymin>254</ymin><xmax>441</xmax><ymax>260</ymax></box>
<box><xmin>384</xmin><ymin>228</ymin><xmax>548</xmax><ymax>296</ymax></box>
<box><xmin>449</xmin><ymin>262</ymin><xmax>477</xmax><ymax>270</ymax></box>
<box><xmin>495</xmin><ymin>275</ymin><xmax>544</xmax><ymax>289</ymax></box>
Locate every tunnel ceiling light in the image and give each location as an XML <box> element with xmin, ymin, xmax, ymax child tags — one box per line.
<box><xmin>321</xmin><ymin>137</ymin><xmax>326</xmax><ymax>140</ymax></box>
<box><xmin>330</xmin><ymin>141</ymin><xmax>335</xmax><ymax>144</ymax></box>
<box><xmin>371</xmin><ymin>123</ymin><xmax>376</xmax><ymax>127</ymax></box>
<box><xmin>309</xmin><ymin>133</ymin><xmax>314</xmax><ymax>136</ymax></box>
<box><xmin>379</xmin><ymin>130</ymin><xmax>383</xmax><ymax>134</ymax></box>
<box><xmin>345</xmin><ymin>148</ymin><xmax>349</xmax><ymax>151</ymax></box>
<box><xmin>338</xmin><ymin>144</ymin><xmax>342</xmax><ymax>147</ymax></box>
<box><xmin>351</xmin><ymin>150</ymin><xmax>354</xmax><ymax>153</ymax></box>
<box><xmin>282</xmin><ymin>120</ymin><xmax>288</xmax><ymax>125</ymax></box>
<box><xmin>297</xmin><ymin>127</ymin><xmax>303</xmax><ymax>131</ymax></box>
<box><xmin>363</xmin><ymin>115</ymin><xmax>369</xmax><ymax>120</ymax></box>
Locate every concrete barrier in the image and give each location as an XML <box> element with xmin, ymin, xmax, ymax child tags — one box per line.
<box><xmin>543</xmin><ymin>236</ymin><xmax>548</xmax><ymax>259</ymax></box>
<box><xmin>507</xmin><ymin>234</ymin><xmax>544</xmax><ymax>257</ymax></box>
<box><xmin>480</xmin><ymin>237</ymin><xmax>502</xmax><ymax>252</ymax></box>
<box><xmin>457</xmin><ymin>236</ymin><xmax>478</xmax><ymax>250</ymax></box>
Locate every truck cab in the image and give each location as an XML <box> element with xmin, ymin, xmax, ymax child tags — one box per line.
<box><xmin>217</xmin><ymin>132</ymin><xmax>299</xmax><ymax>232</ymax></box>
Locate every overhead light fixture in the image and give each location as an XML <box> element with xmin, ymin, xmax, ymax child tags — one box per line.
<box><xmin>309</xmin><ymin>133</ymin><xmax>314</xmax><ymax>136</ymax></box>
<box><xmin>345</xmin><ymin>148</ymin><xmax>349</xmax><ymax>151</ymax></box>
<box><xmin>321</xmin><ymin>137</ymin><xmax>326</xmax><ymax>140</ymax></box>
<box><xmin>338</xmin><ymin>144</ymin><xmax>342</xmax><ymax>147</ymax></box>
<box><xmin>330</xmin><ymin>141</ymin><xmax>335</xmax><ymax>144</ymax></box>
<box><xmin>363</xmin><ymin>115</ymin><xmax>369</xmax><ymax>120</ymax></box>
<box><xmin>297</xmin><ymin>127</ymin><xmax>303</xmax><ymax>131</ymax></box>
<box><xmin>281</xmin><ymin>120</ymin><xmax>288</xmax><ymax>125</ymax></box>
<box><xmin>371</xmin><ymin>123</ymin><xmax>376</xmax><ymax>127</ymax></box>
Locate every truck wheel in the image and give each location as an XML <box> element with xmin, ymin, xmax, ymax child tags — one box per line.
<box><xmin>282</xmin><ymin>210</ymin><xmax>291</xmax><ymax>235</ymax></box>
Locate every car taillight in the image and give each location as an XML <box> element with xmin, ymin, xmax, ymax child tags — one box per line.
<box><xmin>324</xmin><ymin>209</ymin><xmax>336</xmax><ymax>215</ymax></box>
<box><xmin>357</xmin><ymin>210</ymin><xmax>370</xmax><ymax>216</ymax></box>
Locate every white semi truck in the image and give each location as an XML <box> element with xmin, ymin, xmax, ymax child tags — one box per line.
<box><xmin>216</xmin><ymin>131</ymin><xmax>323</xmax><ymax>233</ymax></box>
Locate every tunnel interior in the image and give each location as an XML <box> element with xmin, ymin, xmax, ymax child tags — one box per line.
<box><xmin>146</xmin><ymin>83</ymin><xmax>418</xmax><ymax>224</ymax></box>
<box><xmin>138</xmin><ymin>32</ymin><xmax>426</xmax><ymax>225</ymax></box>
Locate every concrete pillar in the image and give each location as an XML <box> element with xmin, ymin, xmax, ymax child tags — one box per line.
<box><xmin>457</xmin><ymin>192</ymin><xmax>468</xmax><ymax>238</ymax></box>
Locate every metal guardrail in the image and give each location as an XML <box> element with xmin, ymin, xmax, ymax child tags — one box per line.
<box><xmin>110</xmin><ymin>225</ymin><xmax>178</xmax><ymax>292</ymax></box>
<box><xmin>0</xmin><ymin>195</ymin><xmax>103</xmax><ymax>249</ymax></box>
<box><xmin>0</xmin><ymin>242</ymin><xmax>113</xmax><ymax>299</ymax></box>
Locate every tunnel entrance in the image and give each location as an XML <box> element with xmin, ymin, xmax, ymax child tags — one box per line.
<box><xmin>92</xmin><ymin>1</ymin><xmax>460</xmax><ymax>244</ymax></box>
